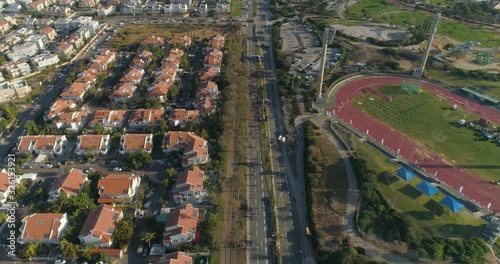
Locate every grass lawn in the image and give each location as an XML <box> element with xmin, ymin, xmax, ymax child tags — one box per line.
<box><xmin>109</xmin><ymin>24</ymin><xmax>224</xmax><ymax>49</ymax></box>
<box><xmin>344</xmin><ymin>0</ymin><xmax>500</xmax><ymax>47</ymax></box>
<box><xmin>423</xmin><ymin>0</ymin><xmax>454</xmax><ymax>5</ymax></box>
<box><xmin>231</xmin><ymin>0</ymin><xmax>242</xmax><ymax>17</ymax></box>
<box><xmin>194</xmin><ymin>255</ymin><xmax>211</xmax><ymax>264</ymax></box>
<box><xmin>494</xmin><ymin>239</ymin><xmax>500</xmax><ymax>259</ymax></box>
<box><xmin>352</xmin><ymin>85</ymin><xmax>500</xmax><ymax>182</ymax></box>
<box><xmin>355</xmin><ymin>141</ymin><xmax>487</xmax><ymax>238</ymax></box>
<box><xmin>426</xmin><ymin>69</ymin><xmax>500</xmax><ymax>99</ymax></box>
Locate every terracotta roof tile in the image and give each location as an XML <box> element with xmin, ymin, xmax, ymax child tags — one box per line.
<box><xmin>20</xmin><ymin>213</ymin><xmax>67</xmax><ymax>241</ymax></box>
<box><xmin>79</xmin><ymin>204</ymin><xmax>122</xmax><ymax>244</ymax></box>
<box><xmin>51</xmin><ymin>168</ymin><xmax>87</xmax><ymax>196</ymax></box>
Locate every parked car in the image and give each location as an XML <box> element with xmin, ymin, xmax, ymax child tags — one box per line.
<box><xmin>141</xmin><ymin>246</ymin><xmax>149</xmax><ymax>257</ymax></box>
<box><xmin>139</xmin><ymin>210</ymin><xmax>144</xmax><ymax>219</ymax></box>
<box><xmin>144</xmin><ymin>201</ymin><xmax>152</xmax><ymax>209</ymax></box>
<box><xmin>113</xmin><ymin>167</ymin><xmax>122</xmax><ymax>171</ymax></box>
<box><xmin>55</xmin><ymin>260</ymin><xmax>66</xmax><ymax>264</ymax></box>
<box><xmin>146</xmin><ymin>192</ymin><xmax>154</xmax><ymax>199</ymax></box>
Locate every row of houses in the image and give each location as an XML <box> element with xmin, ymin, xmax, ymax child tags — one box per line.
<box><xmin>0</xmin><ymin>0</ymin><xmax>98</xmax><ymax>14</ymax></box>
<box><xmin>15</xmin><ymin>130</ymin><xmax>209</xmax><ymax>165</ymax></box>
<box><xmin>0</xmin><ymin>167</ymin><xmax>204</xmax><ymax>255</ymax></box>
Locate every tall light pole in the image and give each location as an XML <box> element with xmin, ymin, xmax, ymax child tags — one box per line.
<box><xmin>318</xmin><ymin>27</ymin><xmax>336</xmax><ymax>100</ymax></box>
<box><xmin>414</xmin><ymin>13</ymin><xmax>441</xmax><ymax>77</ymax></box>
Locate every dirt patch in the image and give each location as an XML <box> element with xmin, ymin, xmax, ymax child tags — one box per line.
<box><xmin>335</xmin><ymin>24</ymin><xmax>409</xmax><ymax>41</ymax></box>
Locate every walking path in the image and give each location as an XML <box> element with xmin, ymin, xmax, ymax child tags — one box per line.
<box><xmin>295</xmin><ymin>115</ymin><xmax>415</xmax><ymax>263</ymax></box>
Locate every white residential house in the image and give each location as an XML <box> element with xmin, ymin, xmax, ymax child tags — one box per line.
<box><xmin>17</xmin><ymin>213</ymin><xmax>69</xmax><ymax>244</ymax></box>
<box><xmin>216</xmin><ymin>2</ymin><xmax>230</xmax><ymax>13</ymax></box>
<box><xmin>5</xmin><ymin>3</ymin><xmax>22</xmax><ymax>13</ymax></box>
<box><xmin>75</xmin><ymin>134</ymin><xmax>111</xmax><ymax>156</ymax></box>
<box><xmin>16</xmin><ymin>135</ymin><xmax>67</xmax><ymax>156</ymax></box>
<box><xmin>30</xmin><ymin>53</ymin><xmax>60</xmax><ymax>70</ymax></box>
<box><xmin>97</xmin><ymin>5</ymin><xmax>116</xmax><ymax>16</ymax></box>
<box><xmin>78</xmin><ymin>204</ymin><xmax>123</xmax><ymax>247</ymax></box>
<box><xmin>119</xmin><ymin>134</ymin><xmax>154</xmax><ymax>154</ymax></box>
<box><xmin>172</xmin><ymin>167</ymin><xmax>208</xmax><ymax>205</ymax></box>
<box><xmin>162</xmin><ymin>204</ymin><xmax>199</xmax><ymax>247</ymax></box>
<box><xmin>8</xmin><ymin>42</ymin><xmax>39</xmax><ymax>61</ymax></box>
<box><xmin>48</xmin><ymin>168</ymin><xmax>88</xmax><ymax>202</ymax></box>
<box><xmin>88</xmin><ymin>110</ymin><xmax>128</xmax><ymax>130</ymax></box>
<box><xmin>0</xmin><ymin>170</ymin><xmax>10</xmax><ymax>204</ymax></box>
<box><xmin>97</xmin><ymin>173</ymin><xmax>141</xmax><ymax>204</ymax></box>
<box><xmin>2</xmin><ymin>61</ymin><xmax>32</xmax><ymax>77</ymax></box>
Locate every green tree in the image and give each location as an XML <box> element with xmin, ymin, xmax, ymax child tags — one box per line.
<box><xmin>166</xmin><ymin>167</ymin><xmax>177</xmax><ymax>178</ymax></box>
<box><xmin>84</xmin><ymin>148</ymin><xmax>99</xmax><ymax>162</ymax></box>
<box><xmin>141</xmin><ymin>232</ymin><xmax>156</xmax><ymax>248</ymax></box>
<box><xmin>145</xmin><ymin>97</ymin><xmax>163</xmax><ymax>109</ymax></box>
<box><xmin>124</xmin><ymin>151</ymin><xmax>152</xmax><ymax>170</ymax></box>
<box><xmin>19</xmin><ymin>243</ymin><xmax>38</xmax><ymax>259</ymax></box>
<box><xmin>80</xmin><ymin>244</ymin><xmax>96</xmax><ymax>261</ymax></box>
<box><xmin>24</xmin><ymin>120</ymin><xmax>39</xmax><ymax>135</ymax></box>
<box><xmin>111</xmin><ymin>218</ymin><xmax>134</xmax><ymax>249</ymax></box>
<box><xmin>60</xmin><ymin>239</ymin><xmax>78</xmax><ymax>259</ymax></box>
<box><xmin>167</xmin><ymin>85</ymin><xmax>181</xmax><ymax>100</ymax></box>
<box><xmin>97</xmin><ymin>252</ymin><xmax>109</xmax><ymax>263</ymax></box>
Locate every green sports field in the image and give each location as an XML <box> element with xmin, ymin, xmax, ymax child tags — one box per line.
<box><xmin>352</xmin><ymin>85</ymin><xmax>500</xmax><ymax>182</ymax></box>
<box><xmin>344</xmin><ymin>0</ymin><xmax>500</xmax><ymax>47</ymax></box>
<box><xmin>355</xmin><ymin>141</ymin><xmax>486</xmax><ymax>238</ymax></box>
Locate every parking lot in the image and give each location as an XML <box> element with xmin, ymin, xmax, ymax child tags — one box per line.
<box><xmin>280</xmin><ymin>22</ymin><xmax>342</xmax><ymax>78</ymax></box>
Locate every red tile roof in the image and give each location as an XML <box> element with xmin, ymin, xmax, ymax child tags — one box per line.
<box><xmin>51</xmin><ymin>168</ymin><xmax>87</xmax><ymax>196</ymax></box>
<box><xmin>121</xmin><ymin>134</ymin><xmax>153</xmax><ymax>151</ymax></box>
<box><xmin>157</xmin><ymin>251</ymin><xmax>193</xmax><ymax>264</ymax></box>
<box><xmin>97</xmin><ymin>173</ymin><xmax>138</xmax><ymax>201</ymax></box>
<box><xmin>0</xmin><ymin>170</ymin><xmax>9</xmax><ymax>192</ymax></box>
<box><xmin>79</xmin><ymin>204</ymin><xmax>122</xmax><ymax>244</ymax></box>
<box><xmin>163</xmin><ymin>204</ymin><xmax>199</xmax><ymax>242</ymax></box>
<box><xmin>20</xmin><ymin>213</ymin><xmax>67</xmax><ymax>241</ymax></box>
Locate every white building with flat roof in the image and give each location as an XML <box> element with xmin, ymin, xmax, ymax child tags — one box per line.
<box><xmin>30</xmin><ymin>53</ymin><xmax>60</xmax><ymax>70</ymax></box>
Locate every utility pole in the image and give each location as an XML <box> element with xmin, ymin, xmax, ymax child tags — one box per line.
<box><xmin>413</xmin><ymin>13</ymin><xmax>441</xmax><ymax>77</ymax></box>
<box><xmin>318</xmin><ymin>27</ymin><xmax>336</xmax><ymax>99</ymax></box>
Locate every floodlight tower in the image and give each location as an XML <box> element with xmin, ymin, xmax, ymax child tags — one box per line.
<box><xmin>318</xmin><ymin>27</ymin><xmax>336</xmax><ymax>99</ymax></box>
<box><xmin>414</xmin><ymin>13</ymin><xmax>441</xmax><ymax>77</ymax></box>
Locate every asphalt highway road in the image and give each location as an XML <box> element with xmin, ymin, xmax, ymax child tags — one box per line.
<box><xmin>246</xmin><ymin>1</ymin><xmax>274</xmax><ymax>264</ymax></box>
<box><xmin>252</xmin><ymin>3</ymin><xmax>316</xmax><ymax>264</ymax></box>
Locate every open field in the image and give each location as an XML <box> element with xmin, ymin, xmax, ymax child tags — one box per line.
<box><xmin>109</xmin><ymin>24</ymin><xmax>224</xmax><ymax>49</ymax></box>
<box><xmin>305</xmin><ymin>122</ymin><xmax>348</xmax><ymax>247</ymax></box>
<box><xmin>231</xmin><ymin>0</ymin><xmax>242</xmax><ymax>17</ymax></box>
<box><xmin>426</xmin><ymin>69</ymin><xmax>500</xmax><ymax>98</ymax></box>
<box><xmin>352</xmin><ymin>85</ymin><xmax>500</xmax><ymax>182</ymax></box>
<box><xmin>344</xmin><ymin>0</ymin><xmax>500</xmax><ymax>47</ymax></box>
<box><xmin>354</xmin><ymin>141</ymin><xmax>487</xmax><ymax>238</ymax></box>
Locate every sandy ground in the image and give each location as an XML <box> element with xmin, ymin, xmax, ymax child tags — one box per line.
<box><xmin>334</xmin><ymin>24</ymin><xmax>408</xmax><ymax>41</ymax></box>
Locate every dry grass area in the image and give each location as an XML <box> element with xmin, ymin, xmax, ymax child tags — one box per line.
<box><xmin>109</xmin><ymin>23</ymin><xmax>225</xmax><ymax>49</ymax></box>
<box><xmin>306</xmin><ymin>123</ymin><xmax>349</xmax><ymax>245</ymax></box>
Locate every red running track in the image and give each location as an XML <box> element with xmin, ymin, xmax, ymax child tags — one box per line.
<box><xmin>327</xmin><ymin>76</ymin><xmax>500</xmax><ymax>212</ymax></box>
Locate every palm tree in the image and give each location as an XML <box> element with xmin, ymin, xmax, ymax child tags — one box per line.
<box><xmin>141</xmin><ymin>232</ymin><xmax>156</xmax><ymax>248</ymax></box>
